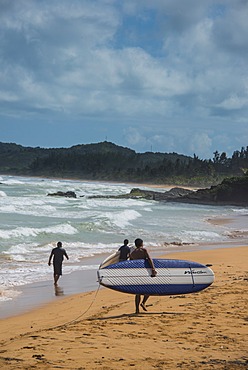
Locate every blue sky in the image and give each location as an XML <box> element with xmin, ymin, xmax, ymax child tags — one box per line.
<box><xmin>0</xmin><ymin>0</ymin><xmax>247</xmax><ymax>159</ymax></box>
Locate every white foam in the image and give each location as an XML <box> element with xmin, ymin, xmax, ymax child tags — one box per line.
<box><xmin>183</xmin><ymin>230</ymin><xmax>223</xmax><ymax>242</ymax></box>
<box><xmin>0</xmin><ymin>223</ymin><xmax>78</xmax><ymax>240</ymax></box>
<box><xmin>0</xmin><ymin>205</ymin><xmax>17</xmax><ymax>213</ymax></box>
<box><xmin>5</xmin><ymin>243</ymin><xmax>31</xmax><ymax>255</ymax></box>
<box><xmin>55</xmin><ymin>241</ymin><xmax>119</xmax><ymax>262</ymax></box>
<box><xmin>45</xmin><ymin>223</ymin><xmax>78</xmax><ymax>235</ymax></box>
<box><xmin>0</xmin><ymin>288</ymin><xmax>21</xmax><ymax>302</ymax></box>
<box><xmin>232</xmin><ymin>208</ymin><xmax>248</xmax><ymax>215</ymax></box>
<box><xmin>0</xmin><ymin>191</ymin><xmax>7</xmax><ymax>197</ymax></box>
<box><xmin>0</xmin><ymin>227</ymin><xmax>38</xmax><ymax>239</ymax></box>
<box><xmin>0</xmin><ymin>250</ymin><xmax>100</xmax><ymax>294</ymax></box>
<box><xmin>97</xmin><ymin>209</ymin><xmax>142</xmax><ymax>228</ymax></box>
<box><xmin>2</xmin><ymin>178</ymin><xmax>24</xmax><ymax>185</ymax></box>
<box><xmin>0</xmin><ymin>197</ymin><xmax>58</xmax><ymax>216</ymax></box>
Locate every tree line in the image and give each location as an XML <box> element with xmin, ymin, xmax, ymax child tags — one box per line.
<box><xmin>0</xmin><ymin>142</ymin><xmax>248</xmax><ymax>186</ymax></box>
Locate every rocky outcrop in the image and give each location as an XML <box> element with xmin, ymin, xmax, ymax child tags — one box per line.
<box><xmin>128</xmin><ymin>187</ymin><xmax>193</xmax><ymax>201</ymax></box>
<box><xmin>176</xmin><ymin>176</ymin><xmax>248</xmax><ymax>206</ymax></box>
<box><xmin>130</xmin><ymin>176</ymin><xmax>248</xmax><ymax>206</ymax></box>
<box><xmin>89</xmin><ymin>176</ymin><xmax>248</xmax><ymax>206</ymax></box>
<box><xmin>47</xmin><ymin>191</ymin><xmax>77</xmax><ymax>198</ymax></box>
<box><xmin>88</xmin><ymin>187</ymin><xmax>192</xmax><ymax>201</ymax></box>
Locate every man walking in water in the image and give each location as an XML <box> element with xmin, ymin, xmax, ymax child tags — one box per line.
<box><xmin>130</xmin><ymin>238</ymin><xmax>157</xmax><ymax>314</ymax></box>
<box><xmin>48</xmin><ymin>241</ymin><xmax>69</xmax><ymax>285</ymax></box>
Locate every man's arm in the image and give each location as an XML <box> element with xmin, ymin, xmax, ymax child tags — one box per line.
<box><xmin>145</xmin><ymin>250</ymin><xmax>157</xmax><ymax>276</ymax></box>
<box><xmin>48</xmin><ymin>251</ymin><xmax>53</xmax><ymax>266</ymax></box>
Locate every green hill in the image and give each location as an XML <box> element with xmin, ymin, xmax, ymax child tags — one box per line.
<box><xmin>0</xmin><ymin>141</ymin><xmax>247</xmax><ymax>186</ymax></box>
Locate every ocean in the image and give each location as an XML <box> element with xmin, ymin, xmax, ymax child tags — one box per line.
<box><xmin>0</xmin><ymin>175</ymin><xmax>247</xmax><ymax>303</ymax></box>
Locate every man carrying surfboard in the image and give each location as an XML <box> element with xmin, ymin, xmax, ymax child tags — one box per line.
<box><xmin>130</xmin><ymin>238</ymin><xmax>157</xmax><ymax>314</ymax></box>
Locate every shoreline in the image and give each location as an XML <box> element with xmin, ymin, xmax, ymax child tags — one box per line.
<box><xmin>0</xmin><ymin>209</ymin><xmax>247</xmax><ymax>320</ymax></box>
<box><xmin>0</xmin><ymin>245</ymin><xmax>247</xmax><ymax>369</ymax></box>
<box><xmin>1</xmin><ymin>173</ymin><xmax>199</xmax><ymax>190</ymax></box>
<box><xmin>0</xmin><ymin>237</ymin><xmax>247</xmax><ymax>320</ymax></box>
<box><xmin>0</xmin><ymin>254</ymin><xmax>106</xmax><ymax>320</ymax></box>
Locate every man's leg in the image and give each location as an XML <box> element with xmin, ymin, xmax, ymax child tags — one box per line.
<box><xmin>53</xmin><ymin>263</ymin><xmax>62</xmax><ymax>285</ymax></box>
<box><xmin>135</xmin><ymin>295</ymin><xmax>141</xmax><ymax>314</ymax></box>
<box><xmin>54</xmin><ymin>273</ymin><xmax>60</xmax><ymax>285</ymax></box>
<box><xmin>140</xmin><ymin>295</ymin><xmax>149</xmax><ymax>311</ymax></box>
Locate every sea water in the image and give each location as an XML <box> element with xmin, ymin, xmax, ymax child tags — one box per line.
<box><xmin>0</xmin><ymin>175</ymin><xmax>247</xmax><ymax>302</ymax></box>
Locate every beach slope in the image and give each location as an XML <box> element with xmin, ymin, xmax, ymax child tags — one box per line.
<box><xmin>0</xmin><ymin>246</ymin><xmax>247</xmax><ymax>369</ymax></box>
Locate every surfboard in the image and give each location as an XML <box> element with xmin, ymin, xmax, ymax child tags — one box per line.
<box><xmin>99</xmin><ymin>246</ymin><xmax>136</xmax><ymax>269</ymax></box>
<box><xmin>97</xmin><ymin>258</ymin><xmax>214</xmax><ymax>296</ymax></box>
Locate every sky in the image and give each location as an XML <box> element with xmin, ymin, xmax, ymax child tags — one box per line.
<box><xmin>0</xmin><ymin>0</ymin><xmax>248</xmax><ymax>159</ymax></box>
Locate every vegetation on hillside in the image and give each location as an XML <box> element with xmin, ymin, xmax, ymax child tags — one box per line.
<box><xmin>0</xmin><ymin>141</ymin><xmax>248</xmax><ymax>186</ymax></box>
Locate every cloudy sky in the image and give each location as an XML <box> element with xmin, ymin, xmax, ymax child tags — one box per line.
<box><xmin>0</xmin><ymin>0</ymin><xmax>247</xmax><ymax>159</ymax></box>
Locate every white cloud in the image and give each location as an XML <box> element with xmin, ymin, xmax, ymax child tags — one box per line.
<box><xmin>216</xmin><ymin>95</ymin><xmax>248</xmax><ymax>110</ymax></box>
<box><xmin>0</xmin><ymin>0</ymin><xmax>247</xmax><ymax>158</ymax></box>
<box><xmin>0</xmin><ymin>91</ymin><xmax>18</xmax><ymax>102</ymax></box>
<box><xmin>189</xmin><ymin>133</ymin><xmax>212</xmax><ymax>158</ymax></box>
<box><xmin>124</xmin><ymin>127</ymin><xmax>146</xmax><ymax>147</ymax></box>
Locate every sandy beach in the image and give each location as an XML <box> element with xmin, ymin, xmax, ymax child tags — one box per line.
<box><xmin>0</xmin><ymin>245</ymin><xmax>247</xmax><ymax>369</ymax></box>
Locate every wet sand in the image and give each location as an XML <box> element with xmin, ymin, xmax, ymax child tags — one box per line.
<box><xmin>0</xmin><ymin>254</ymin><xmax>106</xmax><ymax>319</ymax></box>
<box><xmin>0</xmin><ymin>245</ymin><xmax>247</xmax><ymax>370</ymax></box>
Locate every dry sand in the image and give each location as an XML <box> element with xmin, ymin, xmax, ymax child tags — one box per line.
<box><xmin>0</xmin><ymin>246</ymin><xmax>247</xmax><ymax>370</ymax></box>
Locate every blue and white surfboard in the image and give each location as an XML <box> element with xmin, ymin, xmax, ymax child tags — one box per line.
<box><xmin>97</xmin><ymin>258</ymin><xmax>214</xmax><ymax>296</ymax></box>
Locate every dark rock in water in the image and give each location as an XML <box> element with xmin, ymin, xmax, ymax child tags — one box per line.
<box><xmin>129</xmin><ymin>187</ymin><xmax>193</xmax><ymax>201</ymax></box>
<box><xmin>89</xmin><ymin>187</ymin><xmax>193</xmax><ymax>201</ymax></box>
<box><xmin>47</xmin><ymin>191</ymin><xmax>77</xmax><ymax>198</ymax></box>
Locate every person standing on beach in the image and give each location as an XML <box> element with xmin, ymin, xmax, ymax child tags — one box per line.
<box><xmin>48</xmin><ymin>242</ymin><xmax>69</xmax><ymax>285</ymax></box>
<box><xmin>118</xmin><ymin>239</ymin><xmax>130</xmax><ymax>261</ymax></box>
<box><xmin>130</xmin><ymin>238</ymin><xmax>157</xmax><ymax>314</ymax></box>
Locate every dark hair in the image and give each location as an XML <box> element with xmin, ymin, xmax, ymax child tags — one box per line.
<box><xmin>135</xmin><ymin>238</ymin><xmax>143</xmax><ymax>247</ymax></box>
<box><xmin>57</xmin><ymin>241</ymin><xmax>62</xmax><ymax>248</ymax></box>
<box><xmin>124</xmin><ymin>239</ymin><xmax>129</xmax><ymax>245</ymax></box>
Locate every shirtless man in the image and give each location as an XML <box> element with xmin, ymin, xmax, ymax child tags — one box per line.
<box><xmin>130</xmin><ymin>238</ymin><xmax>157</xmax><ymax>314</ymax></box>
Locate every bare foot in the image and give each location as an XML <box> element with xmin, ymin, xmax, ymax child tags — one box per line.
<box><xmin>140</xmin><ymin>303</ymin><xmax>147</xmax><ymax>311</ymax></box>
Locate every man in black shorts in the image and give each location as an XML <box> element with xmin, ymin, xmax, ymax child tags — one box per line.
<box><xmin>48</xmin><ymin>241</ymin><xmax>69</xmax><ymax>285</ymax></box>
<box><xmin>130</xmin><ymin>238</ymin><xmax>157</xmax><ymax>314</ymax></box>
